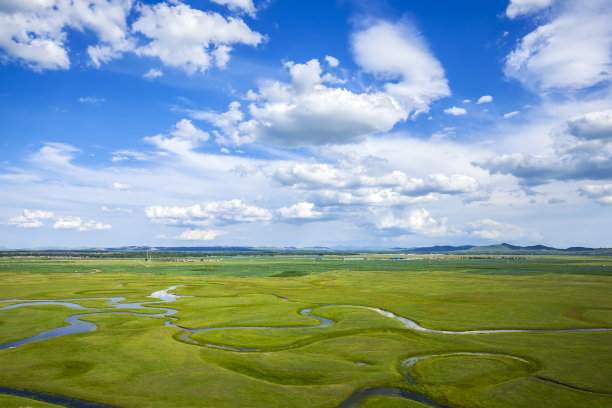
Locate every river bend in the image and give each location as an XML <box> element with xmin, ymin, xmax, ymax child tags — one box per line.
<box><xmin>1</xmin><ymin>286</ymin><xmax>611</xmax><ymax>408</ymax></box>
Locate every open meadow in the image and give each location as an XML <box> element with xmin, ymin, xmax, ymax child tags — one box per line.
<box><xmin>0</xmin><ymin>255</ymin><xmax>611</xmax><ymax>407</ymax></box>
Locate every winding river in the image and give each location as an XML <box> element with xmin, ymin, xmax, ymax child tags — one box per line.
<box><xmin>0</xmin><ymin>288</ymin><xmax>182</xmax><ymax>351</ymax></box>
<box><xmin>1</xmin><ymin>286</ymin><xmax>611</xmax><ymax>407</ymax></box>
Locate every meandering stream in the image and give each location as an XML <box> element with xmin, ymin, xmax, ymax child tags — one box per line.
<box><xmin>0</xmin><ymin>288</ymin><xmax>181</xmax><ymax>351</ymax></box>
<box><xmin>1</xmin><ymin>286</ymin><xmax>611</xmax><ymax>407</ymax></box>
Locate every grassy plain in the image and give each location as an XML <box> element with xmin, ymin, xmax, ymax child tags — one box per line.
<box><xmin>0</xmin><ymin>255</ymin><xmax>611</xmax><ymax>407</ymax></box>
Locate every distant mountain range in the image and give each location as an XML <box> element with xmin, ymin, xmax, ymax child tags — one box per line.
<box><xmin>2</xmin><ymin>243</ymin><xmax>611</xmax><ymax>256</ymax></box>
<box><xmin>403</xmin><ymin>243</ymin><xmax>612</xmax><ymax>256</ymax></box>
<box><xmin>101</xmin><ymin>243</ymin><xmax>612</xmax><ymax>255</ymax></box>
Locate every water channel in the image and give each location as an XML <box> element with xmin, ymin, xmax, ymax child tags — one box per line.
<box><xmin>1</xmin><ymin>286</ymin><xmax>610</xmax><ymax>407</ymax></box>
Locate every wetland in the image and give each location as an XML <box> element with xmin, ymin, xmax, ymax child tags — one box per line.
<box><xmin>0</xmin><ymin>255</ymin><xmax>611</xmax><ymax>407</ymax></box>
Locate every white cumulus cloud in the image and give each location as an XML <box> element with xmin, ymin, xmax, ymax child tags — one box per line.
<box><xmin>399</xmin><ymin>174</ymin><xmax>479</xmax><ymax>196</ymax></box>
<box><xmin>53</xmin><ymin>216</ymin><xmax>111</xmax><ymax>231</ymax></box>
<box><xmin>143</xmin><ymin>68</ymin><xmax>163</xmax><ymax>79</ymax></box>
<box><xmin>200</xmin><ymin>58</ymin><xmax>407</xmax><ymax>146</ymax></box>
<box><xmin>0</xmin><ymin>0</ymin><xmax>133</xmax><ymax>70</ymax></box>
<box><xmin>506</xmin><ymin>0</ymin><xmax>555</xmax><ymax>18</ymax></box>
<box><xmin>30</xmin><ymin>143</ymin><xmax>80</xmax><ymax>170</ymax></box>
<box><xmin>79</xmin><ymin>220</ymin><xmax>112</xmax><ymax>231</ymax></box>
<box><xmin>278</xmin><ymin>202</ymin><xmax>322</xmax><ymax>220</ymax></box>
<box><xmin>112</xmin><ymin>182</ymin><xmax>132</xmax><ymax>191</ymax></box>
<box><xmin>444</xmin><ymin>106</ymin><xmax>467</xmax><ymax>116</ymax></box>
<box><xmin>464</xmin><ymin>219</ymin><xmax>533</xmax><ymax>240</ymax></box>
<box><xmin>505</xmin><ymin>0</ymin><xmax>612</xmax><ymax>91</ymax></box>
<box><xmin>273</xmin><ymin>159</ymin><xmax>479</xmax><ymax>207</ymax></box>
<box><xmin>170</xmin><ymin>119</ymin><xmax>210</xmax><ymax>141</ymax></box>
<box><xmin>193</xmin><ymin>20</ymin><xmax>449</xmax><ymax>147</ymax></box>
<box><xmin>567</xmin><ymin>109</ymin><xmax>612</xmax><ymax>140</ymax></box>
<box><xmin>475</xmin><ymin>107</ymin><xmax>612</xmax><ymax>185</ymax></box>
<box><xmin>144</xmin><ymin>119</ymin><xmax>209</xmax><ymax>153</ymax></box>
<box><xmin>477</xmin><ymin>95</ymin><xmax>493</xmax><ymax>104</ymax></box>
<box><xmin>324</xmin><ymin>55</ymin><xmax>339</xmax><ymax>67</ymax></box>
<box><xmin>351</xmin><ymin>20</ymin><xmax>450</xmax><ymax>116</ymax></box>
<box><xmin>23</xmin><ymin>209</ymin><xmax>54</xmax><ymax>220</ymax></box>
<box><xmin>177</xmin><ymin>228</ymin><xmax>223</xmax><ymax>240</ymax></box>
<box><xmin>578</xmin><ymin>184</ymin><xmax>612</xmax><ymax>205</ymax></box>
<box><xmin>375</xmin><ymin>208</ymin><xmax>448</xmax><ymax>237</ymax></box>
<box><xmin>191</xmin><ymin>101</ymin><xmax>249</xmax><ymax>146</ymax></box>
<box><xmin>132</xmin><ymin>2</ymin><xmax>264</xmax><ymax>74</ymax></box>
<box><xmin>145</xmin><ymin>199</ymin><xmax>273</xmax><ymax>226</ymax></box>
<box><xmin>209</xmin><ymin>0</ymin><xmax>256</xmax><ymax>16</ymax></box>
<box><xmin>4</xmin><ymin>209</ymin><xmax>55</xmax><ymax>228</ymax></box>
<box><xmin>0</xmin><ymin>1</ymin><xmax>263</xmax><ymax>73</ymax></box>
<box><xmin>53</xmin><ymin>216</ymin><xmax>82</xmax><ymax>229</ymax></box>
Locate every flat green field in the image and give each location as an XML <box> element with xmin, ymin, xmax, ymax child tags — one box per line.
<box><xmin>0</xmin><ymin>256</ymin><xmax>611</xmax><ymax>407</ymax></box>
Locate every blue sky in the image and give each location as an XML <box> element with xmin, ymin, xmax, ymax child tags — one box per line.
<box><xmin>1</xmin><ymin>0</ymin><xmax>611</xmax><ymax>249</ymax></box>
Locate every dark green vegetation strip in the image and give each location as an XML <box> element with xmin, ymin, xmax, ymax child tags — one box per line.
<box><xmin>271</xmin><ymin>270</ymin><xmax>309</xmax><ymax>277</ymax></box>
<box><xmin>533</xmin><ymin>376</ymin><xmax>612</xmax><ymax>394</ymax></box>
<box><xmin>2</xmin><ymin>256</ymin><xmax>611</xmax><ymax>277</ymax></box>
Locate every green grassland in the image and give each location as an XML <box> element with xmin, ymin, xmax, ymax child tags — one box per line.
<box><xmin>0</xmin><ymin>255</ymin><xmax>611</xmax><ymax>407</ymax></box>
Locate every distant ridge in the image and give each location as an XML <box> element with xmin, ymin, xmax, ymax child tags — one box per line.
<box><xmin>406</xmin><ymin>245</ymin><xmax>475</xmax><ymax>253</ymax></box>
<box><xmin>406</xmin><ymin>243</ymin><xmax>612</xmax><ymax>256</ymax></box>
<box><xmin>1</xmin><ymin>243</ymin><xmax>611</xmax><ymax>256</ymax></box>
<box><xmin>104</xmin><ymin>246</ymin><xmax>264</xmax><ymax>252</ymax></box>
